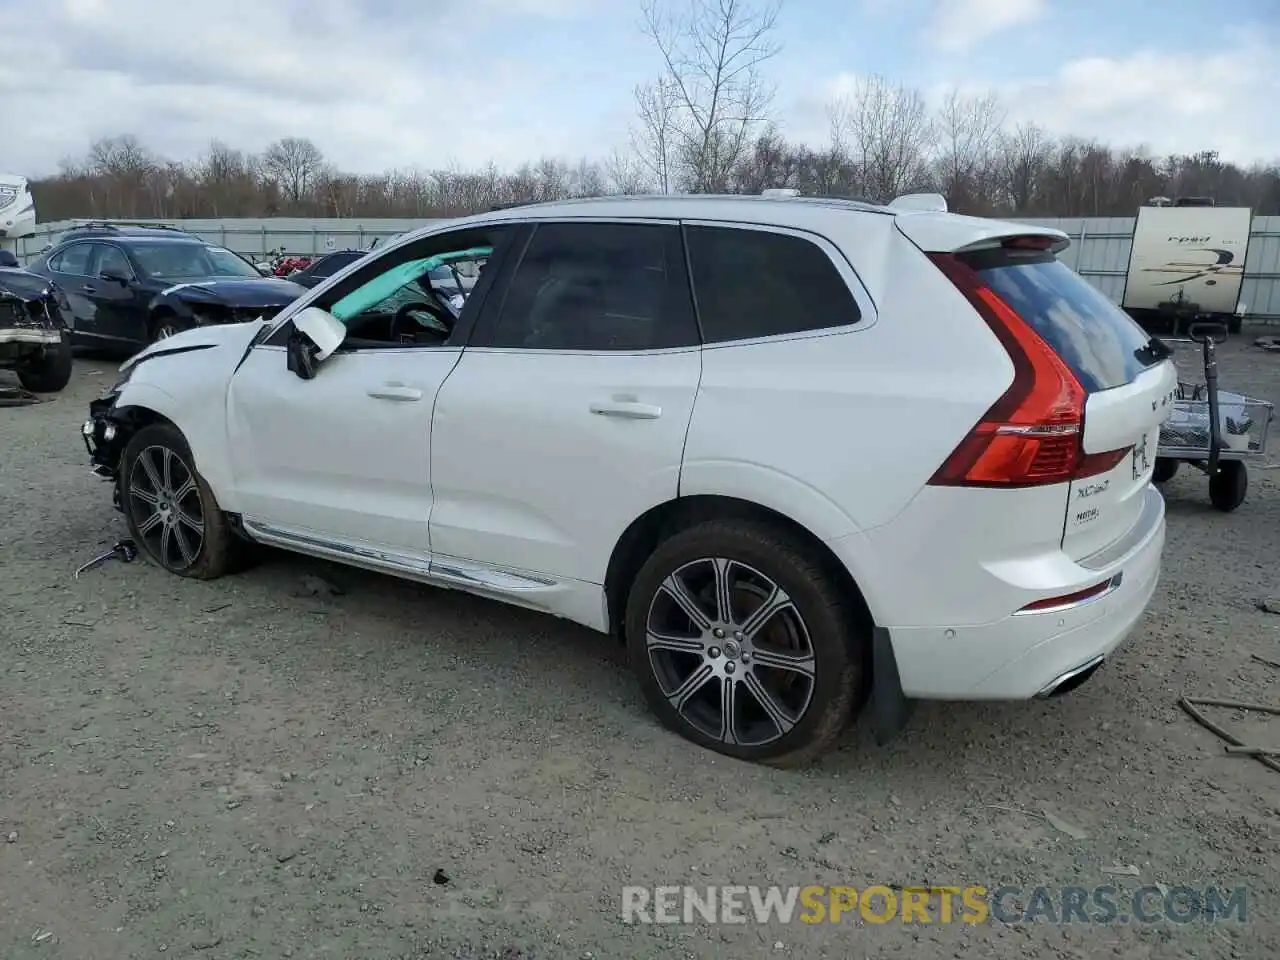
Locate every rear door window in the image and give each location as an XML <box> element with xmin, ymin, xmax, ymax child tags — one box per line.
<box><xmin>964</xmin><ymin>249</ymin><xmax>1163</xmax><ymax>392</ymax></box>
<box><xmin>50</xmin><ymin>243</ymin><xmax>94</xmax><ymax>276</ymax></box>
<box><xmin>684</xmin><ymin>225</ymin><xmax>862</xmax><ymax>343</ymax></box>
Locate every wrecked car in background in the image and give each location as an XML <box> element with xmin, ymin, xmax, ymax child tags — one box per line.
<box><xmin>0</xmin><ymin>259</ymin><xmax>73</xmax><ymax>393</ymax></box>
<box><xmin>25</xmin><ymin>230</ymin><xmax>308</xmax><ymax>348</ymax></box>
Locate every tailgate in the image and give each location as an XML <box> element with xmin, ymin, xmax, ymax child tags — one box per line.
<box><xmin>965</xmin><ymin>243</ymin><xmax>1177</xmax><ymax>562</ymax></box>
<box><xmin>1064</xmin><ymin>361</ymin><xmax>1177</xmax><ymax>559</ymax></box>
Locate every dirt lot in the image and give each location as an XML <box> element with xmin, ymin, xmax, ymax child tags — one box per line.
<box><xmin>2</xmin><ymin>336</ymin><xmax>1280</xmax><ymax>959</ymax></box>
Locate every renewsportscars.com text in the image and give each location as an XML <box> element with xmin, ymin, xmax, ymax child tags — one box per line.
<box><xmin>621</xmin><ymin>884</ymin><xmax>1248</xmax><ymax>926</ymax></box>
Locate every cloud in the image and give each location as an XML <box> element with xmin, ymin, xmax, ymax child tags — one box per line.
<box><xmin>984</xmin><ymin>32</ymin><xmax>1280</xmax><ymax>164</ymax></box>
<box><xmin>0</xmin><ymin>0</ymin><xmax>629</xmax><ymax>177</ymax></box>
<box><xmin>922</xmin><ymin>0</ymin><xmax>1050</xmax><ymax>53</ymax></box>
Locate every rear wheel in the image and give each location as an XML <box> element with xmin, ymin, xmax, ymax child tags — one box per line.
<box><xmin>15</xmin><ymin>332</ymin><xmax>73</xmax><ymax>392</ymax></box>
<box><xmin>1208</xmin><ymin>460</ymin><xmax>1247</xmax><ymax>512</ymax></box>
<box><xmin>624</xmin><ymin>520</ymin><xmax>865</xmax><ymax>767</ymax></box>
<box><xmin>1152</xmin><ymin>458</ymin><xmax>1179</xmax><ymax>484</ymax></box>
<box><xmin>119</xmin><ymin>423</ymin><xmax>235</xmax><ymax>579</ymax></box>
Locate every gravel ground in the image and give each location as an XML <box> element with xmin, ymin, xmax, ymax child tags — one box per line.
<box><xmin>2</xmin><ymin>335</ymin><xmax>1279</xmax><ymax>960</ymax></box>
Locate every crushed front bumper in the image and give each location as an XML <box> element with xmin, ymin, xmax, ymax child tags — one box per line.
<box><xmin>83</xmin><ymin>396</ymin><xmax>127</xmax><ymax>509</ymax></box>
<box><xmin>0</xmin><ymin>326</ymin><xmax>62</xmax><ymax>346</ymax></box>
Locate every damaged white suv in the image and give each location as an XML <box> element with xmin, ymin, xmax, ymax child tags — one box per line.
<box><xmin>83</xmin><ymin>193</ymin><xmax>1176</xmax><ymax>766</ymax></box>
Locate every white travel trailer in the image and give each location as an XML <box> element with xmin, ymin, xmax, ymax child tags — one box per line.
<box><xmin>0</xmin><ymin>174</ymin><xmax>37</xmax><ymax>251</ymax></box>
<box><xmin>1121</xmin><ymin>198</ymin><xmax>1253</xmax><ymax>333</ymax></box>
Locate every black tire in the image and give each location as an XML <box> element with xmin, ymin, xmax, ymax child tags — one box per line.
<box><xmin>1208</xmin><ymin>460</ymin><xmax>1247</xmax><ymax>512</ymax></box>
<box><xmin>1152</xmin><ymin>458</ymin><xmax>1179</xmax><ymax>484</ymax></box>
<box><xmin>624</xmin><ymin>520</ymin><xmax>866</xmax><ymax>768</ymax></box>
<box><xmin>15</xmin><ymin>332</ymin><xmax>73</xmax><ymax>392</ymax></box>
<box><xmin>1228</xmin><ymin>316</ymin><xmax>1242</xmax><ymax>335</ymax></box>
<box><xmin>149</xmin><ymin>312</ymin><xmax>184</xmax><ymax>343</ymax></box>
<box><xmin>118</xmin><ymin>423</ymin><xmax>235</xmax><ymax>579</ymax></box>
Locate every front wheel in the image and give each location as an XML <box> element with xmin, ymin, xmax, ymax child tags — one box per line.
<box><xmin>1208</xmin><ymin>460</ymin><xmax>1247</xmax><ymax>512</ymax></box>
<box><xmin>150</xmin><ymin>314</ymin><xmax>183</xmax><ymax>343</ymax></box>
<box><xmin>119</xmin><ymin>423</ymin><xmax>235</xmax><ymax>578</ymax></box>
<box><xmin>16</xmin><ymin>332</ymin><xmax>73</xmax><ymax>392</ymax></box>
<box><xmin>625</xmin><ymin>520</ymin><xmax>866</xmax><ymax>767</ymax></box>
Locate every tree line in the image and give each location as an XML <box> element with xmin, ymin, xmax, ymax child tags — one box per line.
<box><xmin>27</xmin><ymin>0</ymin><xmax>1280</xmax><ymax>223</ymax></box>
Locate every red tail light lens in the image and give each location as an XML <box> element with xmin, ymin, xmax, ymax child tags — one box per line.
<box><xmin>927</xmin><ymin>252</ymin><xmax>1131</xmax><ymax>487</ymax></box>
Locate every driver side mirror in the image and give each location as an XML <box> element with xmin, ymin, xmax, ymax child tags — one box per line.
<box><xmin>100</xmin><ymin>267</ymin><xmax>131</xmax><ymax>285</ymax></box>
<box><xmin>286</xmin><ymin>306</ymin><xmax>346</xmax><ymax>380</ymax></box>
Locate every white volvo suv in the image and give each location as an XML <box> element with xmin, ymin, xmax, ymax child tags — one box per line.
<box><xmin>82</xmin><ymin>192</ymin><xmax>1176</xmax><ymax>766</ymax></box>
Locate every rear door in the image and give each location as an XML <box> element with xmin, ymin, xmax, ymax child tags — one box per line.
<box><xmin>970</xmin><ymin>250</ymin><xmax>1177</xmax><ymax>560</ymax></box>
<box><xmin>42</xmin><ymin>242</ymin><xmax>98</xmax><ymax>338</ymax></box>
<box><xmin>428</xmin><ymin>219</ymin><xmax>702</xmax><ymax>585</ymax></box>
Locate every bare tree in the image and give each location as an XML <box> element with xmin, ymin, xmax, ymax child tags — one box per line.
<box><xmin>262</xmin><ymin>137</ymin><xmax>325</xmax><ymax>203</ymax></box>
<box><xmin>934</xmin><ymin>90</ymin><xmax>1006</xmax><ymax>209</ymax></box>
<box><xmin>833</xmin><ymin>76</ymin><xmax>934</xmax><ymax>201</ymax></box>
<box><xmin>604</xmin><ymin>147</ymin><xmax>653</xmax><ymax>194</ymax></box>
<box><xmin>24</xmin><ymin>121</ymin><xmax>1280</xmax><ymax>225</ymax></box>
<box><xmin>998</xmin><ymin>121</ymin><xmax>1051</xmax><ymax>212</ymax></box>
<box><xmin>632</xmin><ymin>75</ymin><xmax>681</xmax><ymax>193</ymax></box>
<box><xmin>638</xmin><ymin>0</ymin><xmax>783</xmax><ymax>192</ymax></box>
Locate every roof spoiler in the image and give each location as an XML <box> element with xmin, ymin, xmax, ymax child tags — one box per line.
<box><xmin>887</xmin><ymin>193</ymin><xmax>948</xmax><ymax>213</ymax></box>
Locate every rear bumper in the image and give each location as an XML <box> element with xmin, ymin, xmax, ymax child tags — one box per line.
<box><xmin>835</xmin><ymin>485</ymin><xmax>1166</xmax><ymax>700</ymax></box>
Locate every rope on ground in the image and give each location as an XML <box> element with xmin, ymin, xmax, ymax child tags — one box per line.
<box><xmin>1178</xmin><ymin>696</ymin><xmax>1280</xmax><ymax>775</ymax></box>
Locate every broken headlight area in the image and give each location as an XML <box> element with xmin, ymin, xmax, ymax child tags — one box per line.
<box><xmin>83</xmin><ymin>390</ymin><xmax>131</xmax><ymax>488</ymax></box>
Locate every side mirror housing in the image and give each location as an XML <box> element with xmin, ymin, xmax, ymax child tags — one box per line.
<box><xmin>286</xmin><ymin>306</ymin><xmax>346</xmax><ymax>380</ymax></box>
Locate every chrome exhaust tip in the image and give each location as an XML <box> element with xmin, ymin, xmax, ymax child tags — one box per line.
<box><xmin>1035</xmin><ymin>655</ymin><xmax>1105</xmax><ymax>699</ymax></box>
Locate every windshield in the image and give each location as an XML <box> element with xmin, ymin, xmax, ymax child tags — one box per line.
<box><xmin>132</xmin><ymin>243</ymin><xmax>263</xmax><ymax>281</ymax></box>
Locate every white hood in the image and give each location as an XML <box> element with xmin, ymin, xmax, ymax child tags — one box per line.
<box><xmin>121</xmin><ymin>318</ymin><xmax>267</xmax><ymax>374</ymax></box>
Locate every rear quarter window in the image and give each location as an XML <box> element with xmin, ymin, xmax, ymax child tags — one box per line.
<box><xmin>684</xmin><ymin>225</ymin><xmax>861</xmax><ymax>344</ymax></box>
<box><xmin>967</xmin><ymin>252</ymin><xmax>1160</xmax><ymax>392</ymax></box>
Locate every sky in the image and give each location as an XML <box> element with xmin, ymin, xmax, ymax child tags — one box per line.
<box><xmin>1</xmin><ymin>0</ymin><xmax>1277</xmax><ymax>178</ymax></box>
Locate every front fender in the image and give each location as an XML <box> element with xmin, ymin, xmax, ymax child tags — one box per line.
<box><xmin>113</xmin><ymin>357</ymin><xmax>239</xmax><ymax>511</ymax></box>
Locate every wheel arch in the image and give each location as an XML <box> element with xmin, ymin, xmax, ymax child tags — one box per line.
<box><xmin>603</xmin><ymin>494</ymin><xmax>875</xmax><ymax>642</ymax></box>
<box><xmin>110</xmin><ymin>378</ymin><xmax>239</xmax><ymax>510</ymax></box>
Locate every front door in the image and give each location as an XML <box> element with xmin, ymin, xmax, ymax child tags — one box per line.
<box><xmin>227</xmin><ymin>344</ymin><xmax>458</xmax><ymax>559</ymax></box>
<box><xmin>429</xmin><ymin>219</ymin><xmax>703</xmax><ymax>585</ymax></box>
<box><xmin>225</xmin><ymin>223</ymin><xmax>516</xmax><ymax>563</ymax></box>
<box><xmin>83</xmin><ymin>242</ymin><xmax>151</xmax><ymax>344</ymax></box>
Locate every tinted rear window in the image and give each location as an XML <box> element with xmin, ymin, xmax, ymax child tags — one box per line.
<box><xmin>684</xmin><ymin>225</ymin><xmax>861</xmax><ymax>343</ymax></box>
<box><xmin>966</xmin><ymin>252</ymin><xmax>1161</xmax><ymax>391</ymax></box>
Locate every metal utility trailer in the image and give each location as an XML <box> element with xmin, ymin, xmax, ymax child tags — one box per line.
<box><xmin>1153</xmin><ymin>321</ymin><xmax>1274</xmax><ymax>511</ymax></box>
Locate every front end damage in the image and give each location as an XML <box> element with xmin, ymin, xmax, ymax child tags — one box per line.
<box><xmin>83</xmin><ymin>393</ymin><xmax>131</xmax><ymax>509</ymax></box>
<box><xmin>0</xmin><ymin>281</ymin><xmax>66</xmax><ymax>367</ymax></box>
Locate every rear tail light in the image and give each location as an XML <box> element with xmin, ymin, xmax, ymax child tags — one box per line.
<box><xmin>927</xmin><ymin>251</ymin><xmax>1131</xmax><ymax>487</ymax></box>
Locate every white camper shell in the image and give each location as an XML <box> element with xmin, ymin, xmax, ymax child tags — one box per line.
<box><xmin>1121</xmin><ymin>202</ymin><xmax>1252</xmax><ymax>333</ymax></box>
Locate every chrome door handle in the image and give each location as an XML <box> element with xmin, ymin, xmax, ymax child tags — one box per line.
<box><xmin>366</xmin><ymin>383</ymin><xmax>422</xmax><ymax>402</ymax></box>
<box><xmin>589</xmin><ymin>400</ymin><xmax>662</xmax><ymax>420</ymax></box>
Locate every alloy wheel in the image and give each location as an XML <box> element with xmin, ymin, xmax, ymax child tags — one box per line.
<box><xmin>127</xmin><ymin>445</ymin><xmax>206</xmax><ymax>571</ymax></box>
<box><xmin>155</xmin><ymin>322</ymin><xmax>178</xmax><ymax>340</ymax></box>
<box><xmin>644</xmin><ymin>557</ymin><xmax>817</xmax><ymax>747</ymax></box>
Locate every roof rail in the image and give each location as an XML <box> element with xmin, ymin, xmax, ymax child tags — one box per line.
<box><xmin>66</xmin><ymin>219</ymin><xmax>188</xmax><ymax>232</ymax></box>
<box><xmin>886</xmin><ymin>193</ymin><xmax>948</xmax><ymax>213</ymax></box>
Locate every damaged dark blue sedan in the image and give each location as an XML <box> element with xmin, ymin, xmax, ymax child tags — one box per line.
<box><xmin>26</xmin><ymin>228</ymin><xmax>306</xmax><ymax>350</ymax></box>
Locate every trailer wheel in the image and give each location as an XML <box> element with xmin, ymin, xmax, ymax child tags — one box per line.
<box><xmin>1152</xmin><ymin>458</ymin><xmax>1178</xmax><ymax>484</ymax></box>
<box><xmin>1208</xmin><ymin>461</ymin><xmax>1247</xmax><ymax>512</ymax></box>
